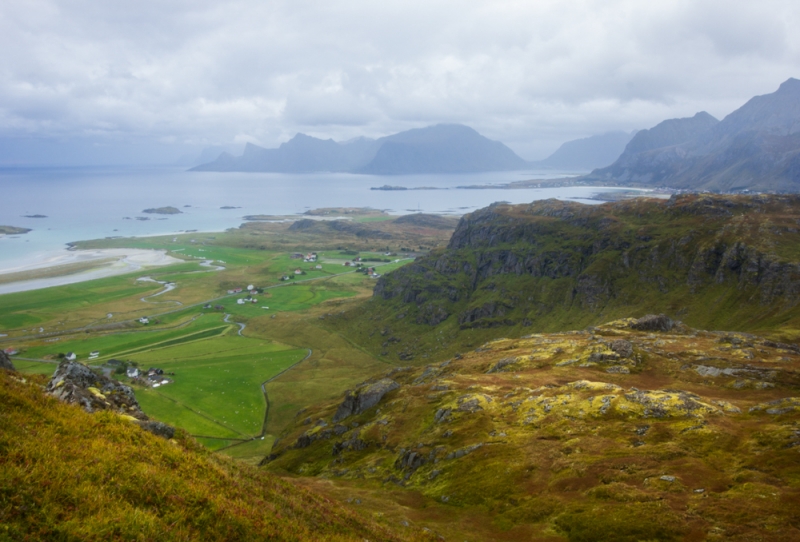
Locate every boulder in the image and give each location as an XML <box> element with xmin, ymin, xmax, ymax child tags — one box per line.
<box><xmin>333</xmin><ymin>378</ymin><xmax>400</xmax><ymax>422</ymax></box>
<box><xmin>0</xmin><ymin>350</ymin><xmax>15</xmax><ymax>371</ymax></box>
<box><xmin>137</xmin><ymin>420</ymin><xmax>175</xmax><ymax>439</ymax></box>
<box><xmin>46</xmin><ymin>360</ymin><xmax>147</xmax><ymax>420</ymax></box>
<box><xmin>630</xmin><ymin>314</ymin><xmax>674</xmax><ymax>332</ymax></box>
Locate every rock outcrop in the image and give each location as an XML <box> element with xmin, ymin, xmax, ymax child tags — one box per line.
<box><xmin>46</xmin><ymin>360</ymin><xmax>147</xmax><ymax>419</ymax></box>
<box><xmin>333</xmin><ymin>378</ymin><xmax>400</xmax><ymax>422</ymax></box>
<box><xmin>46</xmin><ymin>360</ymin><xmax>175</xmax><ymax>438</ymax></box>
<box><xmin>0</xmin><ymin>351</ymin><xmax>15</xmax><ymax>372</ymax></box>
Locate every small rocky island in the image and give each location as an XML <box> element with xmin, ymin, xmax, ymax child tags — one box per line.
<box><xmin>22</xmin><ymin>214</ymin><xmax>47</xmax><ymax>218</ymax></box>
<box><xmin>0</xmin><ymin>225</ymin><xmax>32</xmax><ymax>234</ymax></box>
<box><xmin>142</xmin><ymin>206</ymin><xmax>182</xmax><ymax>215</ymax></box>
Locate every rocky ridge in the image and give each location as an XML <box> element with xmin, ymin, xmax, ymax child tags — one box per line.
<box><xmin>357</xmin><ymin>194</ymin><xmax>800</xmax><ymax>362</ymax></box>
<box><xmin>264</xmin><ymin>317</ymin><xmax>800</xmax><ymax>540</ymax></box>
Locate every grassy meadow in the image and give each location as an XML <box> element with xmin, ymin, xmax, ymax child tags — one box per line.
<box><xmin>1</xmin><ymin>225</ymin><xmax>429</xmax><ymax>461</ymax></box>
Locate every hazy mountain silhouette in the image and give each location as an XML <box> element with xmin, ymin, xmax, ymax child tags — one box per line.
<box><xmin>585</xmin><ymin>78</ymin><xmax>800</xmax><ymax>192</ymax></box>
<box><xmin>191</xmin><ymin>124</ymin><xmax>528</xmax><ymax>174</ymax></box>
<box><xmin>530</xmin><ymin>131</ymin><xmax>636</xmax><ymax>170</ymax></box>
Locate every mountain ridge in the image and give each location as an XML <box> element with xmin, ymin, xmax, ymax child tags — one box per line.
<box><xmin>191</xmin><ymin>124</ymin><xmax>529</xmax><ymax>174</ymax></box>
<box><xmin>584</xmin><ymin>78</ymin><xmax>800</xmax><ymax>192</ymax></box>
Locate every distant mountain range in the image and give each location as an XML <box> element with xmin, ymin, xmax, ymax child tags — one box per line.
<box><xmin>583</xmin><ymin>78</ymin><xmax>800</xmax><ymax>192</ymax></box>
<box><xmin>530</xmin><ymin>130</ymin><xmax>636</xmax><ymax>170</ymax></box>
<box><xmin>191</xmin><ymin>124</ymin><xmax>529</xmax><ymax>174</ymax></box>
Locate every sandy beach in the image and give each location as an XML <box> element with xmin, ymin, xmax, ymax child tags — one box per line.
<box><xmin>0</xmin><ymin>248</ymin><xmax>183</xmax><ymax>295</ymax></box>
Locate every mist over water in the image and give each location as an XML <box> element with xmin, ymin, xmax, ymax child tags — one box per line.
<box><xmin>0</xmin><ymin>166</ymin><xmax>613</xmax><ymax>270</ymax></box>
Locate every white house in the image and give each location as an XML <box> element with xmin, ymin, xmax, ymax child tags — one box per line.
<box><xmin>247</xmin><ymin>284</ymin><xmax>254</xmax><ymax>291</ymax></box>
<box><xmin>138</xmin><ymin>317</ymin><xmax>149</xmax><ymax>325</ymax></box>
<box><xmin>237</xmin><ymin>298</ymin><xmax>246</xmax><ymax>305</ymax></box>
<box><xmin>65</xmin><ymin>352</ymin><xmax>77</xmax><ymax>361</ymax></box>
<box><xmin>127</xmin><ymin>367</ymin><xmax>140</xmax><ymax>378</ymax></box>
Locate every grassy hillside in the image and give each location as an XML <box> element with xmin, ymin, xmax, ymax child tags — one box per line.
<box><xmin>265</xmin><ymin>317</ymin><xmax>800</xmax><ymax>541</ymax></box>
<box><xmin>326</xmin><ymin>194</ymin><xmax>800</xmax><ymax>363</ymax></box>
<box><xmin>0</xmin><ymin>369</ymin><xmax>435</xmax><ymax>541</ymax></box>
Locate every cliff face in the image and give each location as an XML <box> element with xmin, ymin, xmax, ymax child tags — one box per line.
<box><xmin>371</xmin><ymin>195</ymin><xmax>800</xmax><ymax>342</ymax></box>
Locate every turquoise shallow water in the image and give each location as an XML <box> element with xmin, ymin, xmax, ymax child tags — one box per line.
<box><xmin>0</xmin><ymin>165</ymin><xmax>614</xmax><ymax>270</ymax></box>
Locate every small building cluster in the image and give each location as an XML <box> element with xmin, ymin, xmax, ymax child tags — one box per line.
<box><xmin>359</xmin><ymin>266</ymin><xmax>381</xmax><ymax>278</ymax></box>
<box><xmin>302</xmin><ymin>252</ymin><xmax>317</xmax><ymax>263</ymax></box>
<box><xmin>128</xmin><ymin>366</ymin><xmax>174</xmax><ymax>387</ymax></box>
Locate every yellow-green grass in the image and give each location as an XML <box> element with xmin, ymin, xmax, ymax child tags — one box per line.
<box><xmin>222</xmin><ymin>283</ymin><xmax>358</xmax><ymax>317</ymax></box>
<box><xmin>9</xmin><ymin>359</ymin><xmax>57</xmax><ymax>375</ymax></box>
<box><xmin>0</xmin><ymin>371</ymin><xmax>430</xmax><ymax>541</ymax></box>
<box><xmin>16</xmin><ymin>311</ymin><xmax>228</xmax><ymax>360</ymax></box>
<box><xmin>218</xmin><ymin>436</ymin><xmax>277</xmax><ymax>463</ymax></box>
<box><xmin>129</xmin><ymin>336</ymin><xmax>307</xmax><ymax>437</ymax></box>
<box><xmin>0</xmin><ymin>272</ymin><xmax>158</xmax><ymax>330</ymax></box>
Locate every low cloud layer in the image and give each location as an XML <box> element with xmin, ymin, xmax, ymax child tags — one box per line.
<box><xmin>1</xmin><ymin>0</ymin><xmax>798</xmax><ymax>164</ymax></box>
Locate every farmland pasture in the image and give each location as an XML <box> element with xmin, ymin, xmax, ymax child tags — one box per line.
<box><xmin>131</xmin><ymin>337</ymin><xmax>306</xmax><ymax>438</ymax></box>
<box><xmin>4</xmin><ymin>223</ymin><xmax>423</xmax><ymax>461</ymax></box>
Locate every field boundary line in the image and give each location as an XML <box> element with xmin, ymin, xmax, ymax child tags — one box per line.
<box><xmin>214</xmin><ymin>347</ymin><xmax>312</xmax><ymax>454</ymax></box>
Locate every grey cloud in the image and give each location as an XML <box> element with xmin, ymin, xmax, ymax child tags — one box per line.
<box><xmin>0</xmin><ymin>0</ymin><xmax>798</xmax><ymax>164</ymax></box>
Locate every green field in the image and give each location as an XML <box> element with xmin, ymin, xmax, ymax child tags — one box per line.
<box><xmin>4</xmin><ymin>235</ymin><xmax>415</xmax><ymax>461</ymax></box>
<box><xmin>133</xmin><ymin>336</ymin><xmax>306</xmax><ymax>442</ymax></box>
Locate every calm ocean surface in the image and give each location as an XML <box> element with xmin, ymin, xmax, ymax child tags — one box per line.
<box><xmin>0</xmin><ymin>166</ymin><xmax>616</xmax><ymax>270</ymax></box>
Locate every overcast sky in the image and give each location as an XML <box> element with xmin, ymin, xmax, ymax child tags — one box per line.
<box><xmin>1</xmin><ymin>0</ymin><xmax>799</xmax><ymax>164</ymax></box>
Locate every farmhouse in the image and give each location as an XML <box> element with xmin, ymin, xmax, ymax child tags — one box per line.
<box><xmin>126</xmin><ymin>367</ymin><xmax>139</xmax><ymax>378</ymax></box>
<box><xmin>281</xmin><ymin>275</ymin><xmax>291</xmax><ymax>281</ymax></box>
<box><xmin>237</xmin><ymin>298</ymin><xmax>246</xmax><ymax>305</ymax></box>
<box><xmin>138</xmin><ymin>317</ymin><xmax>149</xmax><ymax>325</ymax></box>
<box><xmin>315</xmin><ymin>264</ymin><xmax>322</xmax><ymax>269</ymax></box>
<box><xmin>65</xmin><ymin>352</ymin><xmax>76</xmax><ymax>361</ymax></box>
<box><xmin>294</xmin><ymin>268</ymin><xmax>303</xmax><ymax>275</ymax></box>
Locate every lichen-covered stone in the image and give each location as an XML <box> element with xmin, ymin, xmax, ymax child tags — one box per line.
<box><xmin>333</xmin><ymin>378</ymin><xmax>400</xmax><ymax>422</ymax></box>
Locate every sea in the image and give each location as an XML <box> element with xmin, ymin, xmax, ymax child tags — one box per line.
<box><xmin>0</xmin><ymin>166</ymin><xmax>627</xmax><ymax>272</ymax></box>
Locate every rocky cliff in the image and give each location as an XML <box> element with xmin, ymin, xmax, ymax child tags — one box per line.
<box><xmin>336</xmin><ymin>194</ymin><xmax>800</xmax><ymax>361</ymax></box>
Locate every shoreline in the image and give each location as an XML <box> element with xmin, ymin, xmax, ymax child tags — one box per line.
<box><xmin>0</xmin><ymin>248</ymin><xmax>183</xmax><ymax>295</ymax></box>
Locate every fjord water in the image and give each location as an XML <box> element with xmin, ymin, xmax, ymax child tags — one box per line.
<box><xmin>0</xmin><ymin>165</ymin><xmax>604</xmax><ymax>270</ymax></box>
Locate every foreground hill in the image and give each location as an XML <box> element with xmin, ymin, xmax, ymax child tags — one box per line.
<box><xmin>264</xmin><ymin>317</ymin><xmax>800</xmax><ymax>540</ymax></box>
<box><xmin>0</xmin><ymin>365</ymin><xmax>433</xmax><ymax>541</ymax></box>
<box><xmin>326</xmin><ymin>194</ymin><xmax>800</xmax><ymax>362</ymax></box>
<box><xmin>585</xmin><ymin>78</ymin><xmax>800</xmax><ymax>192</ymax></box>
<box><xmin>191</xmin><ymin>124</ymin><xmax>529</xmax><ymax>174</ymax></box>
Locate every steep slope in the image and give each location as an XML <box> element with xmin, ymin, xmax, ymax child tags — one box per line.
<box><xmin>586</xmin><ymin>78</ymin><xmax>800</xmax><ymax>191</ymax></box>
<box><xmin>0</xmin><ymin>369</ymin><xmax>433</xmax><ymax>541</ymax></box>
<box><xmin>325</xmin><ymin>194</ymin><xmax>800</xmax><ymax>362</ymax></box>
<box><xmin>265</xmin><ymin>317</ymin><xmax>800</xmax><ymax>540</ymax></box>
<box><xmin>531</xmin><ymin>130</ymin><xmax>637</xmax><ymax>170</ymax></box>
<box><xmin>191</xmin><ymin>124</ymin><xmax>528</xmax><ymax>174</ymax></box>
